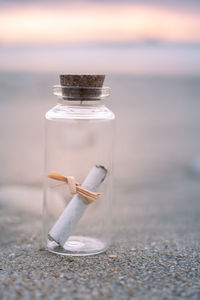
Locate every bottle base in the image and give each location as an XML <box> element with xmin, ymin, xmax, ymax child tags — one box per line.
<box><xmin>45</xmin><ymin>235</ymin><xmax>107</xmax><ymax>256</ymax></box>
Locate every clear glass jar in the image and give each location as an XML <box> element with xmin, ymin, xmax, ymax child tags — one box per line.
<box><xmin>43</xmin><ymin>84</ymin><xmax>115</xmax><ymax>256</ymax></box>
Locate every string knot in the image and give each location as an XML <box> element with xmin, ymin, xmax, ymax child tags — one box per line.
<box><xmin>48</xmin><ymin>171</ymin><xmax>101</xmax><ymax>205</ymax></box>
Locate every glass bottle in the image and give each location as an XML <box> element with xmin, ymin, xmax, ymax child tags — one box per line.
<box><xmin>43</xmin><ymin>75</ymin><xmax>115</xmax><ymax>256</ymax></box>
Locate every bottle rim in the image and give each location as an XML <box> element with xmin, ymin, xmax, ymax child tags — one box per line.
<box><xmin>53</xmin><ymin>85</ymin><xmax>111</xmax><ymax>101</ymax></box>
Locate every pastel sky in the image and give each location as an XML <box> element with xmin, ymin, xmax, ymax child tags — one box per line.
<box><xmin>0</xmin><ymin>0</ymin><xmax>200</xmax><ymax>74</ymax></box>
<box><xmin>0</xmin><ymin>0</ymin><xmax>200</xmax><ymax>45</ymax></box>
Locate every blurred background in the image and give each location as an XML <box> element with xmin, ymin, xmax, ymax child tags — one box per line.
<box><xmin>0</xmin><ymin>0</ymin><xmax>200</xmax><ymax>234</ymax></box>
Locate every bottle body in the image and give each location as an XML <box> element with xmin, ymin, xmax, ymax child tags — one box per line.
<box><xmin>43</xmin><ymin>99</ymin><xmax>115</xmax><ymax>256</ymax></box>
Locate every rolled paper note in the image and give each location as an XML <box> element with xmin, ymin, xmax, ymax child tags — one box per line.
<box><xmin>48</xmin><ymin>165</ymin><xmax>107</xmax><ymax>247</ymax></box>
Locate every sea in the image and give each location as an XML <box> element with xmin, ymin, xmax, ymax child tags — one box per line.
<box><xmin>0</xmin><ymin>72</ymin><xmax>200</xmax><ymax>211</ymax></box>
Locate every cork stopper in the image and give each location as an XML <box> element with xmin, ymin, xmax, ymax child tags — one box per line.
<box><xmin>60</xmin><ymin>74</ymin><xmax>105</xmax><ymax>88</ymax></box>
<box><xmin>58</xmin><ymin>74</ymin><xmax>107</xmax><ymax>100</ymax></box>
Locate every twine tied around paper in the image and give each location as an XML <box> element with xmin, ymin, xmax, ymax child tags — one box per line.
<box><xmin>48</xmin><ymin>171</ymin><xmax>101</xmax><ymax>204</ymax></box>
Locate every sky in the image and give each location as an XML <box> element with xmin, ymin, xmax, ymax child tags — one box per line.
<box><xmin>0</xmin><ymin>0</ymin><xmax>200</xmax><ymax>74</ymax></box>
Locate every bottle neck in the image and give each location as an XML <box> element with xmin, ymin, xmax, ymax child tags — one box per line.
<box><xmin>58</xmin><ymin>98</ymin><xmax>105</xmax><ymax>107</ymax></box>
<box><xmin>53</xmin><ymin>85</ymin><xmax>110</xmax><ymax>107</ymax></box>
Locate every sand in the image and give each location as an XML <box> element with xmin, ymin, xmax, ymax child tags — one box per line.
<box><xmin>0</xmin><ymin>181</ymin><xmax>200</xmax><ymax>300</ymax></box>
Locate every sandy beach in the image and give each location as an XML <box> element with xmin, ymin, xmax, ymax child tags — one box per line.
<box><xmin>1</xmin><ymin>0</ymin><xmax>200</xmax><ymax>296</ymax></box>
<box><xmin>0</xmin><ymin>73</ymin><xmax>200</xmax><ymax>299</ymax></box>
<box><xmin>0</xmin><ymin>178</ymin><xmax>200</xmax><ymax>299</ymax></box>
